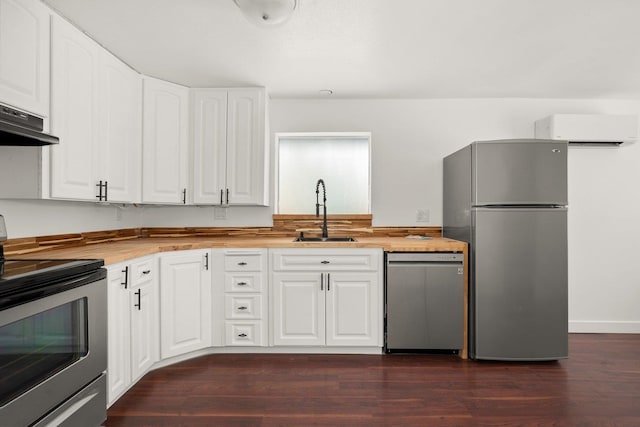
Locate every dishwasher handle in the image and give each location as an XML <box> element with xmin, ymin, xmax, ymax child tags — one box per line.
<box><xmin>386</xmin><ymin>252</ymin><xmax>463</xmax><ymax>263</ymax></box>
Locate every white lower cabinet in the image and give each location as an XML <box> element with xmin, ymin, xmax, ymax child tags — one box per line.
<box><xmin>270</xmin><ymin>248</ymin><xmax>382</xmax><ymax>347</ymax></box>
<box><xmin>212</xmin><ymin>249</ymin><xmax>268</xmax><ymax>346</ymax></box>
<box><xmin>106</xmin><ymin>256</ymin><xmax>158</xmax><ymax>406</ymax></box>
<box><xmin>107</xmin><ymin>247</ymin><xmax>383</xmax><ymax>406</ymax></box>
<box><xmin>159</xmin><ymin>249</ymin><xmax>212</xmax><ymax>358</ymax></box>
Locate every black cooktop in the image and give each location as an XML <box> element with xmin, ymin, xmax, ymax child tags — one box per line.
<box><xmin>0</xmin><ymin>259</ymin><xmax>105</xmax><ymax>310</ymax></box>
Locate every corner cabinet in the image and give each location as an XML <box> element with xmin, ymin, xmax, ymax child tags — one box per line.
<box><xmin>0</xmin><ymin>0</ymin><xmax>50</xmax><ymax>117</ymax></box>
<box><xmin>270</xmin><ymin>248</ymin><xmax>383</xmax><ymax>347</ymax></box>
<box><xmin>98</xmin><ymin>49</ymin><xmax>142</xmax><ymax>203</ymax></box>
<box><xmin>106</xmin><ymin>256</ymin><xmax>159</xmax><ymax>406</ymax></box>
<box><xmin>142</xmin><ymin>77</ymin><xmax>189</xmax><ymax>204</ymax></box>
<box><xmin>159</xmin><ymin>249</ymin><xmax>212</xmax><ymax>358</ymax></box>
<box><xmin>191</xmin><ymin>88</ymin><xmax>268</xmax><ymax>206</ymax></box>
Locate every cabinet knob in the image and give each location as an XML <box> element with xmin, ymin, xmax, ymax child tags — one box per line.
<box><xmin>321</xmin><ymin>260</ymin><xmax>330</xmax><ymax>264</ymax></box>
<box><xmin>238</xmin><ymin>262</ymin><xmax>247</xmax><ymax>266</ymax></box>
<box><xmin>238</xmin><ymin>333</ymin><xmax>247</xmax><ymax>338</ymax></box>
<box><xmin>237</xmin><ymin>282</ymin><xmax>248</xmax><ymax>286</ymax></box>
<box><xmin>142</xmin><ymin>270</ymin><xmax>151</xmax><ymax>275</ymax></box>
<box><xmin>237</xmin><ymin>306</ymin><xmax>248</xmax><ymax>310</ymax></box>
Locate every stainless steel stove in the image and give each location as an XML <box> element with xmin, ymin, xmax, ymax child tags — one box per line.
<box><xmin>0</xmin><ymin>215</ymin><xmax>107</xmax><ymax>427</ymax></box>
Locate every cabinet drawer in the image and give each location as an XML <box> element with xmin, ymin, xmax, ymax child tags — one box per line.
<box><xmin>225</xmin><ymin>295</ymin><xmax>262</xmax><ymax>319</ymax></box>
<box><xmin>225</xmin><ymin>322</ymin><xmax>263</xmax><ymax>346</ymax></box>
<box><xmin>225</xmin><ymin>273</ymin><xmax>263</xmax><ymax>292</ymax></box>
<box><xmin>224</xmin><ymin>252</ymin><xmax>265</xmax><ymax>272</ymax></box>
<box><xmin>130</xmin><ymin>257</ymin><xmax>155</xmax><ymax>287</ymax></box>
<box><xmin>271</xmin><ymin>249</ymin><xmax>380</xmax><ymax>271</ymax></box>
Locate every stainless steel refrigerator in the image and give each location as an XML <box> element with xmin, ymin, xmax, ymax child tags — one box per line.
<box><xmin>443</xmin><ymin>139</ymin><xmax>568</xmax><ymax>361</ymax></box>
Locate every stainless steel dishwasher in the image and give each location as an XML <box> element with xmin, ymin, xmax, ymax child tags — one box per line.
<box><xmin>385</xmin><ymin>252</ymin><xmax>464</xmax><ymax>353</ymax></box>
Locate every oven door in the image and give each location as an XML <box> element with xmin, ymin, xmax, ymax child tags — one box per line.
<box><xmin>0</xmin><ymin>276</ymin><xmax>107</xmax><ymax>427</ymax></box>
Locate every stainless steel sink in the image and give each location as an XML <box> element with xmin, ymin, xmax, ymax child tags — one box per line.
<box><xmin>293</xmin><ymin>236</ymin><xmax>357</xmax><ymax>242</ymax></box>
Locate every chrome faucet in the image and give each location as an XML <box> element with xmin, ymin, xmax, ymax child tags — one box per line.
<box><xmin>315</xmin><ymin>179</ymin><xmax>328</xmax><ymax>239</ymax></box>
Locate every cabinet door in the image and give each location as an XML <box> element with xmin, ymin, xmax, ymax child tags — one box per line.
<box><xmin>50</xmin><ymin>15</ymin><xmax>100</xmax><ymax>200</ymax></box>
<box><xmin>271</xmin><ymin>272</ymin><xmax>324</xmax><ymax>346</ymax></box>
<box><xmin>160</xmin><ymin>250</ymin><xmax>212</xmax><ymax>358</ymax></box>
<box><xmin>130</xmin><ymin>278</ymin><xmax>158</xmax><ymax>381</ymax></box>
<box><xmin>325</xmin><ymin>272</ymin><xmax>379</xmax><ymax>346</ymax></box>
<box><xmin>192</xmin><ymin>89</ymin><xmax>227</xmax><ymax>204</ymax></box>
<box><xmin>106</xmin><ymin>263</ymin><xmax>131</xmax><ymax>406</ymax></box>
<box><xmin>99</xmin><ymin>50</ymin><xmax>142</xmax><ymax>203</ymax></box>
<box><xmin>142</xmin><ymin>77</ymin><xmax>189</xmax><ymax>204</ymax></box>
<box><xmin>226</xmin><ymin>89</ymin><xmax>267</xmax><ymax>205</ymax></box>
<box><xmin>0</xmin><ymin>0</ymin><xmax>49</xmax><ymax>116</ymax></box>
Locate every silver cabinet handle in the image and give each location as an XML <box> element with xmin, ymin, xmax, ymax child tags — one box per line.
<box><xmin>320</xmin><ymin>273</ymin><xmax>323</xmax><ymax>291</ymax></box>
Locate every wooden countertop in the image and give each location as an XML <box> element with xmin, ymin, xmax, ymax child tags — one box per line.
<box><xmin>13</xmin><ymin>236</ymin><xmax>467</xmax><ymax>265</ymax></box>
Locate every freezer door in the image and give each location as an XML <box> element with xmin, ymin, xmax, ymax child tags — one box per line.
<box><xmin>472</xmin><ymin>207</ymin><xmax>568</xmax><ymax>360</ymax></box>
<box><xmin>472</xmin><ymin>140</ymin><xmax>567</xmax><ymax>205</ymax></box>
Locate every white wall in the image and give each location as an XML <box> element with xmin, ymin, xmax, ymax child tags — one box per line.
<box><xmin>1</xmin><ymin>97</ymin><xmax>639</xmax><ymax>333</ymax></box>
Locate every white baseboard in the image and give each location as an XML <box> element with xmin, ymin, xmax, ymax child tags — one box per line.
<box><xmin>569</xmin><ymin>320</ymin><xmax>640</xmax><ymax>333</ymax></box>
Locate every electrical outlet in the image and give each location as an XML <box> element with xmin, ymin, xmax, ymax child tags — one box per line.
<box><xmin>214</xmin><ymin>206</ymin><xmax>227</xmax><ymax>220</ymax></box>
<box><xmin>416</xmin><ymin>208</ymin><xmax>430</xmax><ymax>223</ymax></box>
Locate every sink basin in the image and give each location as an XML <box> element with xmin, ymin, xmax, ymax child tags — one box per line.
<box><xmin>294</xmin><ymin>236</ymin><xmax>357</xmax><ymax>242</ymax></box>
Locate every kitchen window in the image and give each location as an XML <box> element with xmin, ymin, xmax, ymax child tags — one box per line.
<box><xmin>275</xmin><ymin>133</ymin><xmax>371</xmax><ymax>214</ymax></box>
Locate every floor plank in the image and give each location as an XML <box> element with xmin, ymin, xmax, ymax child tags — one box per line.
<box><xmin>106</xmin><ymin>334</ymin><xmax>640</xmax><ymax>426</ymax></box>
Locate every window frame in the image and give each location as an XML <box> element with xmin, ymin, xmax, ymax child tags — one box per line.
<box><xmin>274</xmin><ymin>132</ymin><xmax>372</xmax><ymax>215</ymax></box>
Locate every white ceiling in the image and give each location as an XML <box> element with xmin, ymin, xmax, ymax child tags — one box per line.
<box><xmin>43</xmin><ymin>0</ymin><xmax>640</xmax><ymax>99</ymax></box>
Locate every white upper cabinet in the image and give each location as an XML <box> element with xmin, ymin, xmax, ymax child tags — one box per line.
<box><xmin>191</xmin><ymin>88</ymin><xmax>268</xmax><ymax>206</ymax></box>
<box><xmin>50</xmin><ymin>14</ymin><xmax>100</xmax><ymax>200</ymax></box>
<box><xmin>98</xmin><ymin>50</ymin><xmax>142</xmax><ymax>203</ymax></box>
<box><xmin>191</xmin><ymin>89</ymin><xmax>227</xmax><ymax>204</ymax></box>
<box><xmin>142</xmin><ymin>76</ymin><xmax>189</xmax><ymax>204</ymax></box>
<box><xmin>50</xmin><ymin>15</ymin><xmax>142</xmax><ymax>202</ymax></box>
<box><xmin>0</xmin><ymin>0</ymin><xmax>50</xmax><ymax>117</ymax></box>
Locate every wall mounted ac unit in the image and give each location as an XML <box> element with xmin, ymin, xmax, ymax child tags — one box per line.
<box><xmin>534</xmin><ymin>114</ymin><xmax>638</xmax><ymax>146</ymax></box>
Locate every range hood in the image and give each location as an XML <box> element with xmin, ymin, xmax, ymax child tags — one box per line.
<box><xmin>0</xmin><ymin>104</ymin><xmax>59</xmax><ymax>146</ymax></box>
<box><xmin>534</xmin><ymin>114</ymin><xmax>638</xmax><ymax>146</ymax></box>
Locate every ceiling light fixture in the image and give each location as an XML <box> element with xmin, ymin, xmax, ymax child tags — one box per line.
<box><xmin>233</xmin><ymin>0</ymin><xmax>298</xmax><ymax>27</ymax></box>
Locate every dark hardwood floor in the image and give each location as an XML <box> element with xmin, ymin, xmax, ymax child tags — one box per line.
<box><xmin>106</xmin><ymin>334</ymin><xmax>640</xmax><ymax>426</ymax></box>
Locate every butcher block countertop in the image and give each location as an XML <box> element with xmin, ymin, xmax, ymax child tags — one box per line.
<box><xmin>13</xmin><ymin>236</ymin><xmax>467</xmax><ymax>265</ymax></box>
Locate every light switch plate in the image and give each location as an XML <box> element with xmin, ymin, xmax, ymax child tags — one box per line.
<box><xmin>416</xmin><ymin>209</ymin><xmax>430</xmax><ymax>223</ymax></box>
<box><xmin>214</xmin><ymin>206</ymin><xmax>228</xmax><ymax>220</ymax></box>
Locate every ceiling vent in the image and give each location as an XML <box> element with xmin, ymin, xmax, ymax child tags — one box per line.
<box><xmin>534</xmin><ymin>114</ymin><xmax>638</xmax><ymax>146</ymax></box>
